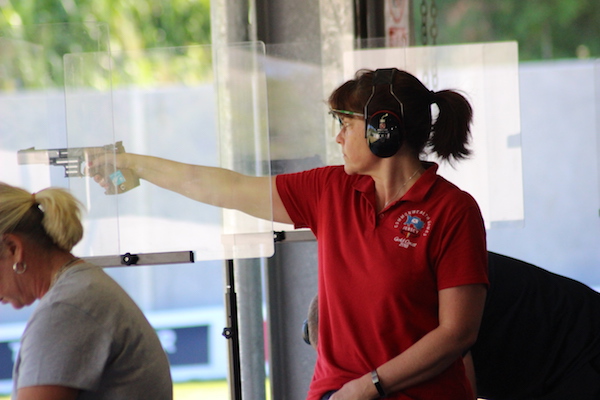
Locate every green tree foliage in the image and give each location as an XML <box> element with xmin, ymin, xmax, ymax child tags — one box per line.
<box><xmin>430</xmin><ymin>0</ymin><xmax>600</xmax><ymax>61</ymax></box>
<box><xmin>0</xmin><ymin>0</ymin><xmax>211</xmax><ymax>89</ymax></box>
<box><xmin>3</xmin><ymin>0</ymin><xmax>597</xmax><ymax>90</ymax></box>
<box><xmin>0</xmin><ymin>0</ymin><xmax>211</xmax><ymax>50</ymax></box>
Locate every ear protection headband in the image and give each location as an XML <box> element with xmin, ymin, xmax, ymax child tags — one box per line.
<box><xmin>364</xmin><ymin>68</ymin><xmax>405</xmax><ymax>158</ymax></box>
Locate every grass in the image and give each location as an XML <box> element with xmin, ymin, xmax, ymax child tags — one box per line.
<box><xmin>173</xmin><ymin>380</ymin><xmax>230</xmax><ymax>399</ymax></box>
<box><xmin>0</xmin><ymin>380</ymin><xmax>234</xmax><ymax>400</ymax></box>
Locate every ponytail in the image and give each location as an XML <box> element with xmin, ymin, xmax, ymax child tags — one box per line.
<box><xmin>429</xmin><ymin>89</ymin><xmax>473</xmax><ymax>161</ymax></box>
<box><xmin>0</xmin><ymin>183</ymin><xmax>84</xmax><ymax>252</ymax></box>
<box><xmin>34</xmin><ymin>187</ymin><xmax>84</xmax><ymax>251</ymax></box>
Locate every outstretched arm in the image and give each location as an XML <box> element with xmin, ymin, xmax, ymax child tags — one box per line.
<box><xmin>89</xmin><ymin>153</ymin><xmax>293</xmax><ymax>224</ymax></box>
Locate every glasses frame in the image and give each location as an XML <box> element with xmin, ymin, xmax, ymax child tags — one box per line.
<box><xmin>329</xmin><ymin>109</ymin><xmax>365</xmax><ymax>119</ymax></box>
<box><xmin>329</xmin><ymin>109</ymin><xmax>365</xmax><ymax>132</ymax></box>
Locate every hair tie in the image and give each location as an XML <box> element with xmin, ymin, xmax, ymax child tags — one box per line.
<box><xmin>429</xmin><ymin>90</ymin><xmax>437</xmax><ymax>104</ymax></box>
<box><xmin>31</xmin><ymin>192</ymin><xmax>43</xmax><ymax>211</ymax></box>
<box><xmin>31</xmin><ymin>192</ymin><xmax>39</xmax><ymax>206</ymax></box>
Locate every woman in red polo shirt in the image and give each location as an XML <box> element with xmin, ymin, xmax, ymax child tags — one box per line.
<box><xmin>275</xmin><ymin>69</ymin><xmax>487</xmax><ymax>400</ymax></box>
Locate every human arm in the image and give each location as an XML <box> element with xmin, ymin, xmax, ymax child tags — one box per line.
<box><xmin>331</xmin><ymin>283</ymin><xmax>487</xmax><ymax>400</ymax></box>
<box><xmin>89</xmin><ymin>152</ymin><xmax>293</xmax><ymax>224</ymax></box>
<box><xmin>17</xmin><ymin>385</ymin><xmax>79</xmax><ymax>400</ymax></box>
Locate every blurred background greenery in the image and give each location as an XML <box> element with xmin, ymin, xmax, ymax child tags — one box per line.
<box><xmin>1</xmin><ymin>0</ymin><xmax>597</xmax><ymax>66</ymax></box>
<box><xmin>430</xmin><ymin>0</ymin><xmax>599</xmax><ymax>60</ymax></box>
<box><xmin>0</xmin><ymin>0</ymin><xmax>211</xmax><ymax>50</ymax></box>
<box><xmin>1</xmin><ymin>0</ymin><xmax>598</xmax><ymax>89</ymax></box>
<box><xmin>0</xmin><ymin>0</ymin><xmax>211</xmax><ymax>89</ymax></box>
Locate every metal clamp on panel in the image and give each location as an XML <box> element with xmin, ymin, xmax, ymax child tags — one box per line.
<box><xmin>121</xmin><ymin>252</ymin><xmax>140</xmax><ymax>266</ymax></box>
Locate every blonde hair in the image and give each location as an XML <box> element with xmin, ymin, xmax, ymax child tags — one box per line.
<box><xmin>0</xmin><ymin>183</ymin><xmax>84</xmax><ymax>252</ymax></box>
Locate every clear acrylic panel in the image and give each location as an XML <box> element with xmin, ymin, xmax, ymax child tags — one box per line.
<box><xmin>62</xmin><ymin>42</ymin><xmax>119</xmax><ymax>256</ymax></box>
<box><xmin>214</xmin><ymin>42</ymin><xmax>273</xmax><ymax>259</ymax></box>
<box><xmin>261</xmin><ymin>41</ymin><xmax>330</xmax><ymax>169</ymax></box>
<box><xmin>63</xmin><ymin>42</ymin><xmax>273</xmax><ymax>261</ymax></box>
<box><xmin>1</xmin><ymin>22</ymin><xmax>272</xmax><ymax>262</ymax></box>
<box><xmin>596</xmin><ymin>60</ymin><xmax>600</xmax><ymax>218</ymax></box>
<box><xmin>342</xmin><ymin>42</ymin><xmax>524</xmax><ymax>228</ymax></box>
<box><xmin>261</xmin><ymin>40</ymin><xmax>523</xmax><ymax>229</ymax></box>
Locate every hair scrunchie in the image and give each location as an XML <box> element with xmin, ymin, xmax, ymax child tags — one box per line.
<box><xmin>31</xmin><ymin>191</ymin><xmax>41</xmax><ymax>209</ymax></box>
<box><xmin>429</xmin><ymin>90</ymin><xmax>437</xmax><ymax>104</ymax></box>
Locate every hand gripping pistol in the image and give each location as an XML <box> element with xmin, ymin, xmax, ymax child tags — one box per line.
<box><xmin>17</xmin><ymin>141</ymin><xmax>140</xmax><ymax>194</ymax></box>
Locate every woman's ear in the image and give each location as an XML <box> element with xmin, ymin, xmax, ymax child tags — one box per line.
<box><xmin>0</xmin><ymin>233</ymin><xmax>24</xmax><ymax>260</ymax></box>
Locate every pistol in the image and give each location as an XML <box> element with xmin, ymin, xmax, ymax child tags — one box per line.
<box><xmin>17</xmin><ymin>141</ymin><xmax>140</xmax><ymax>195</ymax></box>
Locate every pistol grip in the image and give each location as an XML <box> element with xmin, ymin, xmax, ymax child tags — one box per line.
<box><xmin>104</xmin><ymin>168</ymin><xmax>140</xmax><ymax>195</ymax></box>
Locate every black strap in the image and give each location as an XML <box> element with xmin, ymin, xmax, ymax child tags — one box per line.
<box><xmin>373</xmin><ymin>68</ymin><xmax>397</xmax><ymax>85</ymax></box>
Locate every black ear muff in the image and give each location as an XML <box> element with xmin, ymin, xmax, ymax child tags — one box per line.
<box><xmin>364</xmin><ymin>69</ymin><xmax>404</xmax><ymax>158</ymax></box>
<box><xmin>302</xmin><ymin>319</ymin><xmax>311</xmax><ymax>345</ymax></box>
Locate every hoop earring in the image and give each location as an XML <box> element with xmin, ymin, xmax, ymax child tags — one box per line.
<box><xmin>13</xmin><ymin>262</ymin><xmax>27</xmax><ymax>274</ymax></box>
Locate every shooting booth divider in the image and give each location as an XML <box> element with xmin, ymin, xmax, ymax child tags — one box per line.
<box><xmin>2</xmin><ymin>23</ymin><xmax>274</xmax><ymax>261</ymax></box>
<box><xmin>597</xmin><ymin>61</ymin><xmax>600</xmax><ymax>213</ymax></box>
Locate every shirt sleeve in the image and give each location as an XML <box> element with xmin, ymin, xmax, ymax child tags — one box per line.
<box><xmin>433</xmin><ymin>195</ymin><xmax>489</xmax><ymax>291</ymax></box>
<box><xmin>276</xmin><ymin>167</ymin><xmax>334</xmax><ymax>231</ymax></box>
<box><xmin>16</xmin><ymin>301</ymin><xmax>112</xmax><ymax>391</ymax></box>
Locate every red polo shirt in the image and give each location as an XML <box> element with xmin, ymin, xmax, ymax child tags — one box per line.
<box><xmin>276</xmin><ymin>162</ymin><xmax>488</xmax><ymax>400</ymax></box>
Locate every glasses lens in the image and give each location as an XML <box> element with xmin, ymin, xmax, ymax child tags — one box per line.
<box><xmin>328</xmin><ymin>109</ymin><xmax>364</xmax><ymax>137</ymax></box>
<box><xmin>328</xmin><ymin>111</ymin><xmax>342</xmax><ymax>125</ymax></box>
<box><xmin>329</xmin><ymin>111</ymin><xmax>342</xmax><ymax>137</ymax></box>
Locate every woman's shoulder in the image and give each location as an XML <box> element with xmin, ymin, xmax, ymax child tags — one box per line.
<box><xmin>292</xmin><ymin>164</ymin><xmax>346</xmax><ymax>178</ymax></box>
<box><xmin>279</xmin><ymin>165</ymin><xmax>360</xmax><ymax>188</ymax></box>
<box><xmin>432</xmin><ymin>174</ymin><xmax>478</xmax><ymax>203</ymax></box>
<box><xmin>44</xmin><ymin>263</ymin><xmax>125</xmax><ymax>307</ymax></box>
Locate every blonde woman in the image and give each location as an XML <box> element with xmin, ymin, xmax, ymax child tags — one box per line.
<box><xmin>0</xmin><ymin>183</ymin><xmax>172</xmax><ymax>400</ymax></box>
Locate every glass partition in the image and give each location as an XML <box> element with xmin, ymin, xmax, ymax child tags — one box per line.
<box><xmin>342</xmin><ymin>42</ymin><xmax>524</xmax><ymax>227</ymax></box>
<box><xmin>596</xmin><ymin>60</ymin><xmax>600</xmax><ymax>216</ymax></box>
<box><xmin>262</xmin><ymin>40</ymin><xmax>524</xmax><ymax>229</ymax></box>
<box><xmin>1</xmin><ymin>22</ymin><xmax>273</xmax><ymax>262</ymax></box>
<box><xmin>64</xmin><ymin>42</ymin><xmax>272</xmax><ymax>261</ymax></box>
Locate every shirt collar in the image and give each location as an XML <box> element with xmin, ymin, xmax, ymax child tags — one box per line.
<box><xmin>353</xmin><ymin>161</ymin><xmax>439</xmax><ymax>204</ymax></box>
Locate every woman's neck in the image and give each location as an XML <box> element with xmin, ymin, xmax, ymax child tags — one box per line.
<box><xmin>374</xmin><ymin>156</ymin><xmax>424</xmax><ymax>212</ymax></box>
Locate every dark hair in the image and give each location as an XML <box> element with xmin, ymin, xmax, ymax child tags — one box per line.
<box><xmin>328</xmin><ymin>68</ymin><xmax>473</xmax><ymax>161</ymax></box>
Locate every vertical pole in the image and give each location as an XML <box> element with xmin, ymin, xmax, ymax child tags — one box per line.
<box><xmin>236</xmin><ymin>258</ymin><xmax>267</xmax><ymax>400</ymax></box>
<box><xmin>223</xmin><ymin>259</ymin><xmax>242</xmax><ymax>400</ymax></box>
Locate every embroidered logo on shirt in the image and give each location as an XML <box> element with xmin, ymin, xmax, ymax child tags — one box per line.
<box><xmin>393</xmin><ymin>210</ymin><xmax>431</xmax><ymax>248</ymax></box>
